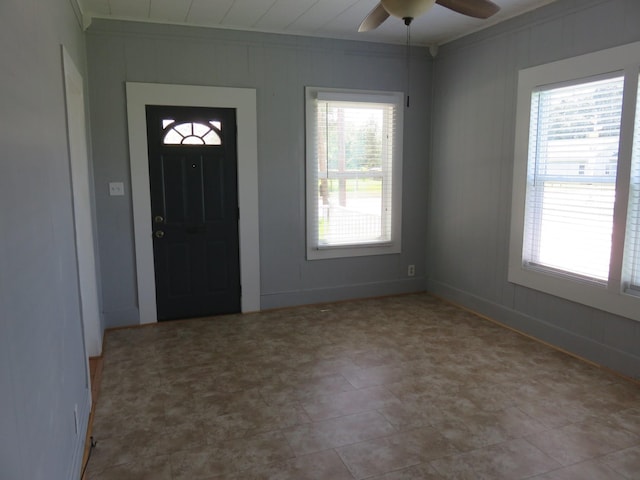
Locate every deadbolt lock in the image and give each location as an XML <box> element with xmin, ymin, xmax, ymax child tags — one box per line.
<box><xmin>154</xmin><ymin>215</ymin><xmax>164</xmax><ymax>223</ymax></box>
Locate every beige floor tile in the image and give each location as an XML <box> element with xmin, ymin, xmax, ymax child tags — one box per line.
<box><xmin>301</xmin><ymin>385</ymin><xmax>400</xmax><ymax>421</ymax></box>
<box><xmin>580</xmin><ymin>381</ymin><xmax>640</xmax><ymax>412</ymax></box>
<box><xmin>386</xmin><ymin>375</ymin><xmax>461</xmax><ymax>400</ymax></box>
<box><xmin>207</xmin><ymin>449</ymin><xmax>355</xmax><ymax>480</ymax></box>
<box><xmin>86</xmin><ymin>428</ymin><xmax>160</xmax><ymax>474</ymax></box>
<box><xmin>434</xmin><ymin>407</ymin><xmax>548</xmax><ymax>452</ymax></box>
<box><xmin>348</xmin><ymin>349</ymin><xmax>406</xmax><ymax>368</ymax></box>
<box><xmin>511</xmin><ymin>396</ymin><xmax>589</xmax><ymax>429</ymax></box>
<box><xmin>87</xmin><ymin>455</ymin><xmax>172</xmax><ymax>480</ymax></box>
<box><xmin>163</xmin><ymin>387</ymin><xmax>266</xmax><ymax>428</ymax></box>
<box><xmin>281</xmin><ymin>357</ymin><xmax>361</xmax><ymax>380</ymax></box>
<box><xmin>91</xmin><ymin>408</ymin><xmax>166</xmax><ymax>439</ymax></box>
<box><xmin>378</xmin><ymin>398</ymin><xmax>449</xmax><ymax>430</ymax></box>
<box><xmin>530</xmin><ymin>459</ymin><xmax>626</xmax><ymax>479</ymax></box>
<box><xmin>600</xmin><ymin>445</ymin><xmax>640</xmax><ymax>479</ymax></box>
<box><xmin>199</xmin><ymin>401</ymin><xmax>311</xmax><ymax>441</ymax></box>
<box><xmin>487</xmin><ymin>407</ymin><xmax>549</xmax><ymax>437</ymax></box>
<box><xmin>430</xmin><ymin>438</ymin><xmax>560</xmax><ymax>479</ymax></box>
<box><xmin>336</xmin><ymin>426</ymin><xmax>459</xmax><ymax>479</ymax></box>
<box><xmin>94</xmin><ymin>386</ymin><xmax>168</xmax><ymax>420</ymax></box>
<box><xmin>435</xmin><ymin>418</ymin><xmax>511</xmax><ymax>452</ymax></box>
<box><xmin>156</xmin><ymin>419</ymin><xmax>208</xmax><ymax>455</ymax></box>
<box><xmin>595</xmin><ymin>407</ymin><xmax>640</xmax><ymax>437</ymax></box>
<box><xmin>283</xmin><ymin>410</ymin><xmax>396</xmax><ymax>456</ymax></box>
<box><xmin>170</xmin><ymin>430</ymin><xmax>294</xmax><ymax>480</ymax></box>
<box><xmin>525</xmin><ymin>419</ymin><xmax>640</xmax><ymax>466</ymax></box>
<box><xmin>341</xmin><ymin>364</ymin><xmax>418</xmax><ymax>389</ymax></box>
<box><xmin>367</xmin><ymin>463</ymin><xmax>445</xmax><ymax>479</ymax></box>
<box><xmin>260</xmin><ymin>373</ymin><xmax>356</xmax><ymax>405</ymax></box>
<box><xmin>430</xmin><ymin>385</ymin><xmax>518</xmax><ymax>416</ymax></box>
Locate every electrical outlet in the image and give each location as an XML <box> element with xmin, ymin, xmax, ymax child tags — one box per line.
<box><xmin>408</xmin><ymin>264</ymin><xmax>415</xmax><ymax>277</ymax></box>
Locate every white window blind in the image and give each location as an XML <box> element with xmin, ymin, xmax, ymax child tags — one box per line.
<box><xmin>523</xmin><ymin>76</ymin><xmax>624</xmax><ymax>283</ymax></box>
<box><xmin>625</xmin><ymin>75</ymin><xmax>640</xmax><ymax>291</ymax></box>
<box><xmin>305</xmin><ymin>87</ymin><xmax>403</xmax><ymax>260</ymax></box>
<box><xmin>314</xmin><ymin>100</ymin><xmax>394</xmax><ymax>246</ymax></box>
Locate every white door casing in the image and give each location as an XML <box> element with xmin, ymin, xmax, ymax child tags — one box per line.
<box><xmin>62</xmin><ymin>46</ymin><xmax>102</xmax><ymax>361</ymax></box>
<box><xmin>126</xmin><ymin>83</ymin><xmax>260</xmax><ymax>324</ymax></box>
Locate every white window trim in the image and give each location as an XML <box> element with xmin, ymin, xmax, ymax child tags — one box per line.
<box><xmin>509</xmin><ymin>42</ymin><xmax>640</xmax><ymax>322</ymax></box>
<box><xmin>305</xmin><ymin>86</ymin><xmax>404</xmax><ymax>260</ymax></box>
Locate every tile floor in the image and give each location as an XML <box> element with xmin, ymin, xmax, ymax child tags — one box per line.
<box><xmin>86</xmin><ymin>293</ymin><xmax>640</xmax><ymax>479</ymax></box>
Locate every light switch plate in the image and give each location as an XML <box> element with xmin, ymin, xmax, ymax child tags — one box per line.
<box><xmin>109</xmin><ymin>182</ymin><xmax>125</xmax><ymax>196</ymax></box>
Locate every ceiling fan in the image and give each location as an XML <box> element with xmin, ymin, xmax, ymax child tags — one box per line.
<box><xmin>358</xmin><ymin>0</ymin><xmax>500</xmax><ymax>31</ymax></box>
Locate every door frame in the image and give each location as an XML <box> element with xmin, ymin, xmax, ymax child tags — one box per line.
<box><xmin>126</xmin><ymin>83</ymin><xmax>260</xmax><ymax>324</ymax></box>
<box><xmin>62</xmin><ymin>46</ymin><xmax>102</xmax><ymax>360</ymax></box>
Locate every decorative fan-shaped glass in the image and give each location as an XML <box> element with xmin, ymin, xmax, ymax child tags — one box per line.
<box><xmin>162</xmin><ymin>119</ymin><xmax>222</xmax><ymax>145</ymax></box>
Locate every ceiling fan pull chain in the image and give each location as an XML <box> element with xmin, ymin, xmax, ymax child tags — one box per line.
<box><xmin>406</xmin><ymin>21</ymin><xmax>411</xmax><ymax>108</ymax></box>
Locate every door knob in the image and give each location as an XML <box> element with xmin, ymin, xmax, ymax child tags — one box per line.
<box><xmin>154</xmin><ymin>230</ymin><xmax>165</xmax><ymax>239</ymax></box>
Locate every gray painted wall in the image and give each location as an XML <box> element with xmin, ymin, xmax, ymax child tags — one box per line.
<box><xmin>0</xmin><ymin>0</ymin><xmax>92</xmax><ymax>478</ymax></box>
<box><xmin>428</xmin><ymin>0</ymin><xmax>640</xmax><ymax>379</ymax></box>
<box><xmin>86</xmin><ymin>21</ymin><xmax>431</xmax><ymax>328</ymax></box>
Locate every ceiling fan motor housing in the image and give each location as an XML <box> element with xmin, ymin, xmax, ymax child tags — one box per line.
<box><xmin>381</xmin><ymin>0</ymin><xmax>437</xmax><ymax>20</ymax></box>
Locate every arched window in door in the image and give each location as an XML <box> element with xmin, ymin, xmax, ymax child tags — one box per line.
<box><xmin>161</xmin><ymin>120</ymin><xmax>223</xmax><ymax>145</ymax></box>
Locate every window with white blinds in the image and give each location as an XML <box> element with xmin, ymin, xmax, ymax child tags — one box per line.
<box><xmin>305</xmin><ymin>87</ymin><xmax>403</xmax><ymax>260</ymax></box>
<box><xmin>524</xmin><ymin>76</ymin><xmax>624</xmax><ymax>283</ymax></box>
<box><xmin>510</xmin><ymin>42</ymin><xmax>640</xmax><ymax>322</ymax></box>
<box><xmin>625</xmin><ymin>76</ymin><xmax>640</xmax><ymax>291</ymax></box>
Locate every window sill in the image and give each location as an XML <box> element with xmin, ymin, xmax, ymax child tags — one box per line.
<box><xmin>307</xmin><ymin>242</ymin><xmax>400</xmax><ymax>260</ymax></box>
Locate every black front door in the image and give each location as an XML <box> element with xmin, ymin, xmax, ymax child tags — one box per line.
<box><xmin>146</xmin><ymin>105</ymin><xmax>240</xmax><ymax>321</ymax></box>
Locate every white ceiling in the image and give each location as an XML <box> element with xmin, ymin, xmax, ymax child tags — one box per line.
<box><xmin>79</xmin><ymin>0</ymin><xmax>557</xmax><ymax>46</ymax></box>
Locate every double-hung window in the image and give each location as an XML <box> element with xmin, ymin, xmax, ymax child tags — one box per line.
<box><xmin>305</xmin><ymin>87</ymin><xmax>403</xmax><ymax>260</ymax></box>
<box><xmin>509</xmin><ymin>42</ymin><xmax>640</xmax><ymax>321</ymax></box>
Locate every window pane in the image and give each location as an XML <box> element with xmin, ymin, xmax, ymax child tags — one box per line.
<box><xmin>174</xmin><ymin>123</ymin><xmax>192</xmax><ymax>136</ymax></box>
<box><xmin>315</xmin><ymin>100</ymin><xmax>393</xmax><ymax>247</ymax></box>
<box><xmin>324</xmin><ymin>105</ymin><xmax>383</xmax><ymax>171</ymax></box>
<box><xmin>625</xmin><ymin>74</ymin><xmax>640</xmax><ymax>290</ymax></box>
<box><xmin>202</xmin><ymin>131</ymin><xmax>222</xmax><ymax>145</ymax></box>
<box><xmin>163</xmin><ymin>129</ymin><xmax>183</xmax><ymax>144</ymax></box>
<box><xmin>524</xmin><ymin>76</ymin><xmax>624</xmax><ymax>282</ymax></box>
<box><xmin>182</xmin><ymin>135</ymin><xmax>204</xmax><ymax>145</ymax></box>
<box><xmin>532</xmin><ymin>182</ymin><xmax>616</xmax><ymax>280</ymax></box>
<box><xmin>193</xmin><ymin>122</ymin><xmax>210</xmax><ymax>137</ymax></box>
<box><xmin>318</xmin><ymin>178</ymin><xmax>384</xmax><ymax>245</ymax></box>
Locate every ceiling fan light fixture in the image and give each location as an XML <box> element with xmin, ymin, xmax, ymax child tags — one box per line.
<box><xmin>358</xmin><ymin>0</ymin><xmax>500</xmax><ymax>33</ymax></box>
<box><xmin>380</xmin><ymin>0</ymin><xmax>436</xmax><ymax>21</ymax></box>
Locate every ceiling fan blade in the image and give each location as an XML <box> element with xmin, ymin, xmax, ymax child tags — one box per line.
<box><xmin>436</xmin><ymin>0</ymin><xmax>500</xmax><ymax>19</ymax></box>
<box><xmin>358</xmin><ymin>3</ymin><xmax>390</xmax><ymax>32</ymax></box>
